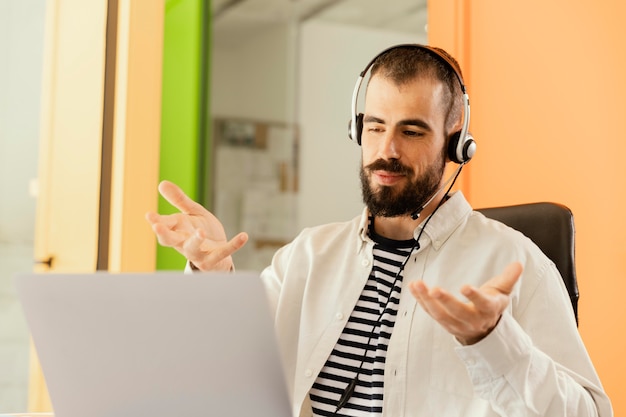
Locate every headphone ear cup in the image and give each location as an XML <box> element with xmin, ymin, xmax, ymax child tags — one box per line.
<box><xmin>462</xmin><ymin>134</ymin><xmax>477</xmax><ymax>162</ymax></box>
<box><xmin>447</xmin><ymin>131</ymin><xmax>463</xmax><ymax>163</ymax></box>
<box><xmin>348</xmin><ymin>113</ymin><xmax>364</xmax><ymax>145</ymax></box>
<box><xmin>448</xmin><ymin>131</ymin><xmax>477</xmax><ymax>164</ymax></box>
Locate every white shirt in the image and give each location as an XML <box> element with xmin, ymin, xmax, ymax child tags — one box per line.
<box><xmin>259</xmin><ymin>191</ymin><xmax>612</xmax><ymax>417</ymax></box>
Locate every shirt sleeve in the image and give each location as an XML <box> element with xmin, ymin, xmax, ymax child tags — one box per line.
<box><xmin>184</xmin><ymin>260</ymin><xmax>196</xmax><ymax>273</ymax></box>
<box><xmin>454</xmin><ymin>311</ymin><xmax>613</xmax><ymax>417</ymax></box>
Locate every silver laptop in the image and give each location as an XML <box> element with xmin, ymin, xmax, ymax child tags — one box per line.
<box><xmin>15</xmin><ymin>271</ymin><xmax>291</xmax><ymax>417</ymax></box>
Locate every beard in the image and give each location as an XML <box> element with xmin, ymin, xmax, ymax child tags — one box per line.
<box><xmin>360</xmin><ymin>153</ymin><xmax>446</xmax><ymax>218</ymax></box>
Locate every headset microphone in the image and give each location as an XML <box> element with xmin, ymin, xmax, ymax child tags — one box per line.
<box><xmin>410</xmin><ymin>162</ymin><xmax>465</xmax><ymax>220</ymax></box>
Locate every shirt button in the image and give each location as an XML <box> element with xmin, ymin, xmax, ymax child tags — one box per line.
<box><xmin>304</xmin><ymin>369</ymin><xmax>313</xmax><ymax>377</ymax></box>
<box><xmin>336</xmin><ymin>312</ymin><xmax>344</xmax><ymax>320</ymax></box>
<box><xmin>362</xmin><ymin>259</ymin><xmax>370</xmax><ymax>267</ymax></box>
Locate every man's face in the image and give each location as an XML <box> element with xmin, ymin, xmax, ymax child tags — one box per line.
<box><xmin>360</xmin><ymin>74</ymin><xmax>448</xmax><ymax>218</ymax></box>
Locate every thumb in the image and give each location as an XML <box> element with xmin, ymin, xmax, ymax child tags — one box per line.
<box><xmin>487</xmin><ymin>261</ymin><xmax>523</xmax><ymax>295</ymax></box>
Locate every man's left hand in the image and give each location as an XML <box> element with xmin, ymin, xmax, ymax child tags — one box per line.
<box><xmin>408</xmin><ymin>262</ymin><xmax>523</xmax><ymax>345</ymax></box>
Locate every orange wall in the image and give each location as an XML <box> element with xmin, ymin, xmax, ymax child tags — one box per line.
<box><xmin>430</xmin><ymin>0</ymin><xmax>625</xmax><ymax>413</ymax></box>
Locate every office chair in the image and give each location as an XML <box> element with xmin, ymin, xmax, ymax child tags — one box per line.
<box><xmin>477</xmin><ymin>202</ymin><xmax>579</xmax><ymax>325</ymax></box>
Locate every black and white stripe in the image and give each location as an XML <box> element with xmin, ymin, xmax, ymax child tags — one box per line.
<box><xmin>310</xmin><ymin>230</ymin><xmax>416</xmax><ymax>417</ymax></box>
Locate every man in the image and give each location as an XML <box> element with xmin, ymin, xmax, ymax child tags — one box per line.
<box><xmin>145</xmin><ymin>45</ymin><xmax>612</xmax><ymax>416</ymax></box>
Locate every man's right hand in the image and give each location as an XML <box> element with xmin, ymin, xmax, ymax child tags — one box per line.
<box><xmin>145</xmin><ymin>180</ymin><xmax>248</xmax><ymax>271</ymax></box>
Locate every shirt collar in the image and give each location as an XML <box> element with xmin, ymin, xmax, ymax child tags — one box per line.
<box><xmin>356</xmin><ymin>191</ymin><xmax>473</xmax><ymax>252</ymax></box>
<box><xmin>414</xmin><ymin>190</ymin><xmax>473</xmax><ymax>250</ymax></box>
<box><xmin>356</xmin><ymin>209</ymin><xmax>372</xmax><ymax>254</ymax></box>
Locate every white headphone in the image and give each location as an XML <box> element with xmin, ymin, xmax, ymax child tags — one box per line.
<box><xmin>348</xmin><ymin>44</ymin><xmax>476</xmax><ymax>165</ymax></box>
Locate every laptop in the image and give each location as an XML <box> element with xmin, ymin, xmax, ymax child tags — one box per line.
<box><xmin>14</xmin><ymin>271</ymin><xmax>292</xmax><ymax>417</ymax></box>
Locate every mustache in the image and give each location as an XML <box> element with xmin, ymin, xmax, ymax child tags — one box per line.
<box><xmin>365</xmin><ymin>159</ymin><xmax>413</xmax><ymax>176</ymax></box>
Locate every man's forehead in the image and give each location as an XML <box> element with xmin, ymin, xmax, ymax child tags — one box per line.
<box><xmin>364</xmin><ymin>74</ymin><xmax>447</xmax><ymax>106</ymax></box>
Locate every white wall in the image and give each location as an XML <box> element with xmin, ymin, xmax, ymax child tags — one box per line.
<box><xmin>0</xmin><ymin>0</ymin><xmax>47</xmax><ymax>411</ymax></box>
<box><xmin>297</xmin><ymin>20</ymin><xmax>425</xmax><ymax>229</ymax></box>
<box><xmin>211</xmin><ymin>23</ymin><xmax>294</xmax><ymax>123</ymax></box>
<box><xmin>0</xmin><ymin>0</ymin><xmax>44</xmax><ymax>243</ymax></box>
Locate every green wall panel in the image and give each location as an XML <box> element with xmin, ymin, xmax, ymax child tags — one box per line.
<box><xmin>157</xmin><ymin>0</ymin><xmax>211</xmax><ymax>270</ymax></box>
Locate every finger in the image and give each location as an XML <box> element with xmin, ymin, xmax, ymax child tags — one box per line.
<box><xmin>145</xmin><ymin>211</ymin><xmax>158</xmax><ymax>224</ymax></box>
<box><xmin>481</xmin><ymin>261</ymin><xmax>523</xmax><ymax>295</ymax></box>
<box><xmin>460</xmin><ymin>285</ymin><xmax>501</xmax><ymax>314</ymax></box>
<box><xmin>408</xmin><ymin>280</ymin><xmax>429</xmax><ymax>304</ymax></box>
<box><xmin>410</xmin><ymin>282</ymin><xmax>467</xmax><ymax>316</ymax></box>
<box><xmin>410</xmin><ymin>281</ymin><xmax>454</xmax><ymax>307</ymax></box>
<box><xmin>158</xmin><ymin>180</ymin><xmax>206</xmax><ymax>216</ymax></box>
<box><xmin>493</xmin><ymin>261</ymin><xmax>523</xmax><ymax>293</ymax></box>
<box><xmin>429</xmin><ymin>286</ymin><xmax>475</xmax><ymax>317</ymax></box>
<box><xmin>410</xmin><ymin>282</ymin><xmax>468</xmax><ymax>329</ymax></box>
<box><xmin>193</xmin><ymin>233</ymin><xmax>249</xmax><ymax>269</ymax></box>
<box><xmin>180</xmin><ymin>229</ymin><xmax>211</xmax><ymax>259</ymax></box>
<box><xmin>150</xmin><ymin>222</ymin><xmax>188</xmax><ymax>247</ymax></box>
<box><xmin>184</xmin><ymin>230</ymin><xmax>247</xmax><ymax>259</ymax></box>
<box><xmin>145</xmin><ymin>211</ymin><xmax>184</xmax><ymax>231</ymax></box>
<box><xmin>197</xmin><ymin>231</ymin><xmax>248</xmax><ymax>253</ymax></box>
<box><xmin>146</xmin><ymin>212</ymin><xmax>202</xmax><ymax>249</ymax></box>
<box><xmin>460</xmin><ymin>262</ymin><xmax>522</xmax><ymax>313</ymax></box>
<box><xmin>409</xmin><ymin>281</ymin><xmax>437</xmax><ymax>317</ymax></box>
<box><xmin>208</xmin><ymin>233</ymin><xmax>249</xmax><ymax>258</ymax></box>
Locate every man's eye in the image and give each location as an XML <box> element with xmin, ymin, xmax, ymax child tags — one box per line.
<box><xmin>404</xmin><ymin>130</ymin><xmax>424</xmax><ymax>137</ymax></box>
<box><xmin>367</xmin><ymin>126</ymin><xmax>384</xmax><ymax>133</ymax></box>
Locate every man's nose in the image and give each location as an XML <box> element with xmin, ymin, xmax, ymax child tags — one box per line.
<box><xmin>378</xmin><ymin>130</ymin><xmax>400</xmax><ymax>160</ymax></box>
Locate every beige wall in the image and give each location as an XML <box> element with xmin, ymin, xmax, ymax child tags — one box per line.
<box><xmin>430</xmin><ymin>0</ymin><xmax>625</xmax><ymax>414</ymax></box>
<box><xmin>30</xmin><ymin>0</ymin><xmax>109</xmax><ymax>409</ymax></box>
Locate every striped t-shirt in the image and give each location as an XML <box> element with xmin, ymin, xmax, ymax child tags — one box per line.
<box><xmin>309</xmin><ymin>222</ymin><xmax>417</xmax><ymax>416</ymax></box>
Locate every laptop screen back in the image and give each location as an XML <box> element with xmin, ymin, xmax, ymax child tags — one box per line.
<box><xmin>15</xmin><ymin>271</ymin><xmax>291</xmax><ymax>417</ymax></box>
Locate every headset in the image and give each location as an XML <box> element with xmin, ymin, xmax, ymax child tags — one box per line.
<box><xmin>348</xmin><ymin>44</ymin><xmax>476</xmax><ymax>165</ymax></box>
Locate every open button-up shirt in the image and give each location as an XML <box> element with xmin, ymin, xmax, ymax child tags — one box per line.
<box><xmin>259</xmin><ymin>191</ymin><xmax>612</xmax><ymax>417</ymax></box>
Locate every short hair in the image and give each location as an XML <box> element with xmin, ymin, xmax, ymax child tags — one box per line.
<box><xmin>369</xmin><ymin>45</ymin><xmax>464</xmax><ymax>135</ymax></box>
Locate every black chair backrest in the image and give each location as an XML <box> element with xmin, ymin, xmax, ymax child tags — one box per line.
<box><xmin>477</xmin><ymin>202</ymin><xmax>579</xmax><ymax>325</ymax></box>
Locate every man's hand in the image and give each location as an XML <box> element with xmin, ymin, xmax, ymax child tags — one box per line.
<box><xmin>408</xmin><ymin>262</ymin><xmax>523</xmax><ymax>345</ymax></box>
<box><xmin>145</xmin><ymin>180</ymin><xmax>248</xmax><ymax>271</ymax></box>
